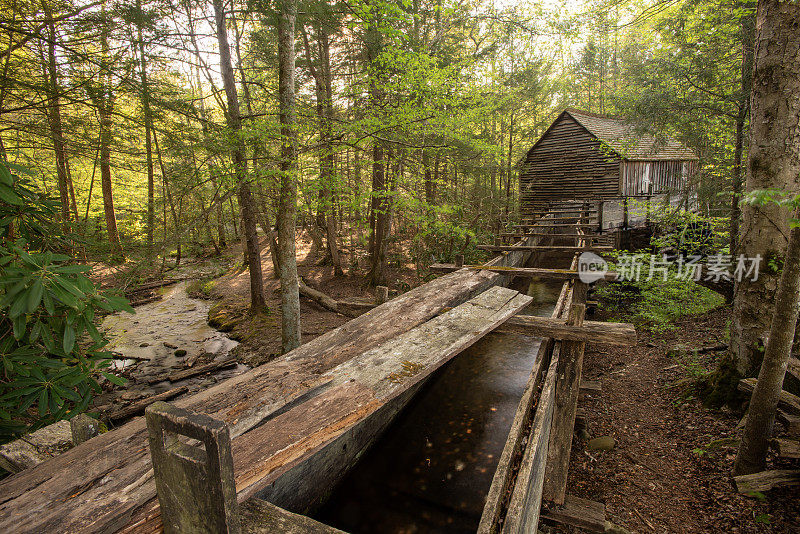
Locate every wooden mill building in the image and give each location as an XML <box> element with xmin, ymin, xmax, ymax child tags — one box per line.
<box><xmin>518</xmin><ymin>109</ymin><xmax>699</xmax><ymax>229</ymax></box>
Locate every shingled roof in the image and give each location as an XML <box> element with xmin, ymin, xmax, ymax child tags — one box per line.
<box><xmin>564</xmin><ymin>109</ymin><xmax>698</xmax><ymax>161</ymax></box>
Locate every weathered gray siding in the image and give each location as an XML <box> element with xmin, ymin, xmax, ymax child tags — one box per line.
<box><xmin>519</xmin><ymin>113</ymin><xmax>621</xmax><ymax>216</ymax></box>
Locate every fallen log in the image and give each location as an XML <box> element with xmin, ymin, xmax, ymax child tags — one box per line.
<box><xmin>500</xmin><ymin>232</ymin><xmax>604</xmax><ymax>239</ymax></box>
<box><xmin>104</xmin><ymin>386</ymin><xmax>188</xmax><ymax>424</ymax></box>
<box><xmin>787</xmin><ymin>356</ymin><xmax>800</xmax><ymax>381</ymax></box>
<box><xmin>541</xmin><ymin>495</ymin><xmax>606</xmax><ymax>533</ymax></box>
<box><xmin>773</xmin><ymin>438</ymin><xmax>800</xmax><ymax>459</ymax></box>
<box><xmin>734</xmin><ymin>469</ymin><xmax>800</xmax><ymax>493</ymax></box>
<box><xmin>126</xmin><ymin>279</ymin><xmax>182</xmax><ymax>294</ymax></box>
<box><xmin>167</xmin><ymin>359</ymin><xmax>238</xmax><ymax>383</ymax></box>
<box><xmin>298</xmin><ymin>279</ymin><xmax>357</xmax><ymax>317</ymax></box>
<box><xmin>738</xmin><ymin>378</ymin><xmax>800</xmax><ymax>415</ymax></box>
<box><xmin>129</xmin><ymin>294</ymin><xmax>163</xmax><ymax>307</ymax></box>
<box><xmin>0</xmin><ymin>241</ymin><xmax>535</xmax><ymax>533</ymax></box>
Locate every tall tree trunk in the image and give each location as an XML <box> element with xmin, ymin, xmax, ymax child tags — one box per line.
<box><xmin>42</xmin><ymin>4</ymin><xmax>70</xmax><ymax>228</ymax></box>
<box><xmin>318</xmin><ymin>26</ymin><xmax>343</xmax><ymax>276</ymax></box>
<box><xmin>153</xmin><ymin>131</ymin><xmax>181</xmax><ymax>266</ymax></box>
<box><xmin>368</xmin><ymin>142</ymin><xmax>388</xmax><ymax>286</ymax></box>
<box><xmin>277</xmin><ymin>0</ymin><xmax>301</xmax><ymax>352</ymax></box>
<box><xmin>212</xmin><ymin>0</ymin><xmax>266</xmax><ymax>312</ymax></box>
<box><xmin>97</xmin><ymin>7</ymin><xmax>122</xmax><ymax>257</ymax></box>
<box><xmin>64</xmin><ymin>157</ymin><xmax>79</xmax><ymax>222</ymax></box>
<box><xmin>301</xmin><ymin>23</ymin><xmax>343</xmax><ymax>275</ymax></box>
<box><xmin>423</xmin><ymin>149</ymin><xmax>434</xmax><ymax>204</ymax></box>
<box><xmin>730</xmin><ymin>9</ymin><xmax>756</xmax><ymax>256</ymax></box>
<box><xmin>734</xmin><ymin>208</ymin><xmax>800</xmax><ymax>475</ymax></box>
<box><xmin>730</xmin><ymin>0</ymin><xmax>800</xmax><ymax>377</ymax></box>
<box><xmin>136</xmin><ymin>0</ymin><xmax>155</xmax><ymax>257</ymax></box>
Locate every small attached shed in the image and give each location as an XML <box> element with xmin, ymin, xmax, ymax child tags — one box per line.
<box><xmin>518</xmin><ymin>109</ymin><xmax>699</xmax><ymax>229</ymax></box>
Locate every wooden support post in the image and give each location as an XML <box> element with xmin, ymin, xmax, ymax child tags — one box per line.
<box><xmin>145</xmin><ymin>401</ymin><xmax>241</xmax><ymax>534</ymax></box>
<box><xmin>70</xmin><ymin>414</ymin><xmax>99</xmax><ymax>446</ymax></box>
<box><xmin>597</xmin><ymin>201</ymin><xmax>604</xmax><ymax>232</ymax></box>
<box><xmin>542</xmin><ymin>281</ymin><xmax>588</xmax><ymax>504</ymax></box>
<box><xmin>375</xmin><ymin>285</ymin><xmax>389</xmax><ymax>304</ymax></box>
<box><xmin>541</xmin><ymin>495</ymin><xmax>606</xmax><ymax>533</ymax></box>
<box><xmin>454</xmin><ymin>254</ymin><xmax>464</xmax><ymax>268</ymax></box>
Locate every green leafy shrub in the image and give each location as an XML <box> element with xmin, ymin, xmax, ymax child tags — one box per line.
<box><xmin>595</xmin><ymin>258</ymin><xmax>724</xmax><ymax>332</ymax></box>
<box><xmin>628</xmin><ymin>197</ymin><xmax>728</xmax><ymax>254</ymax></box>
<box><xmin>0</xmin><ymin>162</ymin><xmax>132</xmax><ymax>442</ymax></box>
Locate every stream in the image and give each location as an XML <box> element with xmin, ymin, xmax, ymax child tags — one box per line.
<box><xmin>315</xmin><ymin>280</ymin><xmax>562</xmax><ymax>533</ymax></box>
<box><xmin>100</xmin><ymin>282</ymin><xmax>244</xmax><ymax>399</ymax></box>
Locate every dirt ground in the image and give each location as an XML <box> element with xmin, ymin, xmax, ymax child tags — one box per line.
<box><xmin>562</xmin><ymin>306</ymin><xmax>800</xmax><ymax>533</ymax></box>
<box><xmin>199</xmin><ymin>233</ymin><xmax>422</xmax><ymax>366</ymax></box>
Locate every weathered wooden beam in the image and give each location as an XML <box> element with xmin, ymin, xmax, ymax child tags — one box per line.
<box><xmin>580</xmin><ymin>380</ymin><xmax>602</xmax><ymax>393</ymax></box>
<box><xmin>479</xmin><ymin>265</ymin><xmax>574</xmax><ymax>534</ymax></box>
<box><xmin>541</xmin><ymin>495</ymin><xmax>606</xmax><ymax>533</ymax></box>
<box><xmin>514</xmin><ymin>223</ymin><xmax>597</xmax><ymax>229</ymax></box>
<box><xmin>522</xmin><ymin>216</ymin><xmax>599</xmax><ymax>223</ymax></box>
<box><xmin>734</xmin><ymin>469</ymin><xmax>800</xmax><ymax>493</ymax></box>
<box><xmin>430</xmin><ymin>264</ymin><xmax>619</xmax><ymax>281</ymax></box>
<box><xmin>477</xmin><ymin>338</ymin><xmax>553</xmax><ymax>534</ymax></box>
<box><xmin>145</xmin><ymin>402</ymin><xmax>345</xmax><ymax>534</ymax></box>
<box><xmin>500</xmin><ymin>348</ymin><xmax>560</xmax><ymax>533</ymax></box>
<box><xmin>500</xmin><ymin>232</ymin><xmax>604</xmax><ymax>239</ymax></box>
<box><xmin>479</xmin><ymin>245</ymin><xmax>614</xmax><ymax>253</ymax></box>
<box><xmin>543</xmin><ymin>284</ymin><xmax>588</xmax><ymax>504</ymax></box>
<box><xmin>499</xmin><ymin>315</ymin><xmax>635</xmax><ymax>346</ymax></box>
<box><xmin>146</xmin><ymin>401</ymin><xmax>240</xmax><ymax>534</ymax></box>
<box><xmin>773</xmin><ymin>438</ymin><xmax>800</xmax><ymax>459</ymax></box>
<box><xmin>524</xmin><ymin>208</ymin><xmax>599</xmax><ymax>215</ymax></box>
<box><xmin>232</xmin><ymin>287</ymin><xmax>534</xmax><ymax>505</ymax></box>
<box><xmin>739</xmin><ymin>378</ymin><xmax>800</xmax><ymax>415</ymax></box>
<box><xmin>37</xmin><ymin>288</ymin><xmax>533</xmax><ymax>534</ymax></box>
<box><xmin>239</xmin><ymin>499</ymin><xmax>344</xmax><ymax>533</ymax></box>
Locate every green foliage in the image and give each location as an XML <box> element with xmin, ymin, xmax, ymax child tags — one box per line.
<box><xmin>399</xmin><ymin>197</ymin><xmax>490</xmax><ymax>271</ymax></box>
<box><xmin>0</xmin><ymin>162</ymin><xmax>132</xmax><ymax>442</ymax></box>
<box><xmin>742</xmin><ymin>189</ymin><xmax>800</xmax><ymax>227</ymax></box>
<box><xmin>595</xmin><ymin>262</ymin><xmax>724</xmax><ymax>333</ymax></box>
<box><xmin>628</xmin><ymin>198</ymin><xmax>729</xmax><ymax>254</ymax></box>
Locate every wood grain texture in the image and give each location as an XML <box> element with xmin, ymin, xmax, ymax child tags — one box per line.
<box><xmin>739</xmin><ymin>378</ymin><xmax>800</xmax><ymax>415</ymax></box>
<box><xmin>431</xmin><ymin>265</ymin><xmax>618</xmax><ymax>281</ymax></box>
<box><xmin>501</xmin><ymin>351</ymin><xmax>559</xmax><ymax>534</ymax></box>
<box><xmin>541</xmin><ymin>495</ymin><xmax>606</xmax><ymax>533</ymax></box>
<box><xmin>0</xmin><ymin>285</ymin><xmax>531</xmax><ymax>534</ymax></box>
<box><xmin>500</xmin><ymin>316</ymin><xmax>635</xmax><ymax>346</ymax></box>
<box><xmin>478</xmin><ymin>245</ymin><xmax>613</xmax><ymax>253</ymax></box>
<box><xmin>734</xmin><ymin>469</ymin><xmax>800</xmax><ymax>493</ymax></box>
<box><xmin>478</xmin><ymin>260</ymin><xmax>575</xmax><ymax>534</ymax></box>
